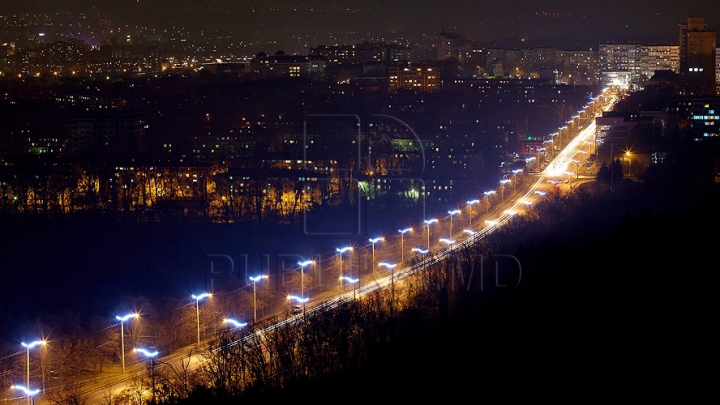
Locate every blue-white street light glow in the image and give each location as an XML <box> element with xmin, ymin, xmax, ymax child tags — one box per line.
<box><xmin>249</xmin><ymin>275</ymin><xmax>268</xmax><ymax>282</ymax></box>
<box><xmin>398</xmin><ymin>228</ymin><xmax>412</xmax><ymax>234</ymax></box>
<box><xmin>448</xmin><ymin>209</ymin><xmax>460</xmax><ymax>215</ymax></box>
<box><xmin>134</xmin><ymin>348</ymin><xmax>159</xmax><ymax>358</ymax></box>
<box><xmin>464</xmin><ymin>229</ymin><xmax>477</xmax><ymax>235</ymax></box>
<box><xmin>340</xmin><ymin>276</ymin><xmax>359</xmax><ymax>283</ymax></box>
<box><xmin>21</xmin><ymin>340</ymin><xmax>45</xmax><ymax>349</ymax></box>
<box><xmin>369</xmin><ymin>237</ymin><xmax>383</xmax><ymax>243</ymax></box>
<box><xmin>115</xmin><ymin>313</ymin><xmax>138</xmax><ymax>322</ymax></box>
<box><xmin>466</xmin><ymin>199</ymin><xmax>479</xmax><ymax>205</ymax></box>
<box><xmin>439</xmin><ymin>238</ymin><xmax>456</xmax><ymax>244</ymax></box>
<box><xmin>412</xmin><ymin>247</ymin><xmax>429</xmax><ymax>254</ymax></box>
<box><xmin>424</xmin><ymin>218</ymin><xmax>438</xmax><ymax>225</ymax></box>
<box><xmin>192</xmin><ymin>293</ymin><xmax>211</xmax><ymax>301</ymax></box>
<box><xmin>336</xmin><ymin>246</ymin><xmax>352</xmax><ymax>253</ymax></box>
<box><xmin>10</xmin><ymin>385</ymin><xmax>39</xmax><ymax>396</ymax></box>
<box><xmin>224</xmin><ymin>318</ymin><xmax>248</xmax><ymax>328</ymax></box>
<box><xmin>298</xmin><ymin>260</ymin><xmax>314</xmax><ymax>267</ymax></box>
<box><xmin>379</xmin><ymin>262</ymin><xmax>397</xmax><ymax>269</ymax></box>
<box><xmin>287</xmin><ymin>295</ymin><xmax>309</xmax><ymax>303</ymax></box>
<box><xmin>484</xmin><ymin>191</ymin><xmax>496</xmax><ymax>196</ymax></box>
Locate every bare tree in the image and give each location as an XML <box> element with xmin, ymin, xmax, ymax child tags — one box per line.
<box><xmin>46</xmin><ymin>383</ymin><xmax>87</xmax><ymax>405</ymax></box>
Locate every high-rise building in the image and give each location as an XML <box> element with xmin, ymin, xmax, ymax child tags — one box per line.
<box><xmin>599</xmin><ymin>43</ymin><xmax>643</xmax><ymax>82</ymax></box>
<box><xmin>71</xmin><ymin>111</ymin><xmax>146</xmax><ymax>156</ymax></box>
<box><xmin>679</xmin><ymin>17</ymin><xmax>717</xmax><ymax>96</ymax></box>
<box><xmin>640</xmin><ymin>45</ymin><xmax>679</xmax><ymax>79</ymax></box>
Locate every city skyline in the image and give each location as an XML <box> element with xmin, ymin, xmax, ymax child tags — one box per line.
<box><xmin>1</xmin><ymin>0</ymin><xmax>720</xmax><ymax>52</ymax></box>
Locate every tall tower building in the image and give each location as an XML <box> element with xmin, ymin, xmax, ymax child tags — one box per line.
<box><xmin>679</xmin><ymin>17</ymin><xmax>717</xmax><ymax>96</ymax></box>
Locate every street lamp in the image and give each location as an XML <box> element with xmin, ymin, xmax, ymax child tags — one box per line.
<box><xmin>466</xmin><ymin>200</ymin><xmax>479</xmax><ymax>227</ymax></box>
<box><xmin>298</xmin><ymin>260</ymin><xmax>314</xmax><ymax>315</ymax></box>
<box><xmin>223</xmin><ymin>318</ymin><xmax>247</xmax><ymax>329</ymax></box>
<box><xmin>447</xmin><ymin>209</ymin><xmax>460</xmax><ymax>237</ymax></box>
<box><xmin>248</xmin><ymin>275</ymin><xmax>268</xmax><ymax>324</ymax></box>
<box><xmin>10</xmin><ymin>385</ymin><xmax>39</xmax><ymax>405</ymax></box>
<box><xmin>498</xmin><ymin>181</ymin><xmax>508</xmax><ymax>202</ymax></box>
<box><xmin>439</xmin><ymin>238</ymin><xmax>455</xmax><ymax>250</ymax></box>
<box><xmin>133</xmin><ymin>348</ymin><xmax>159</xmax><ymax>405</ymax></box>
<box><xmin>379</xmin><ymin>262</ymin><xmax>397</xmax><ymax>312</ymax></box>
<box><xmin>464</xmin><ymin>229</ymin><xmax>477</xmax><ymax>237</ymax></box>
<box><xmin>624</xmin><ymin>150</ymin><xmax>633</xmax><ymax>178</ymax></box>
<box><xmin>424</xmin><ymin>219</ymin><xmax>438</xmax><ymax>250</ymax></box>
<box><xmin>412</xmin><ymin>247</ymin><xmax>428</xmax><ymax>255</ymax></box>
<box><xmin>21</xmin><ymin>340</ymin><xmax>46</xmax><ymax>404</ymax></box>
<box><xmin>115</xmin><ymin>313</ymin><xmax>139</xmax><ymax>374</ymax></box>
<box><xmin>398</xmin><ymin>228</ymin><xmax>412</xmax><ymax>264</ymax></box>
<box><xmin>379</xmin><ymin>262</ymin><xmax>397</xmax><ymax>286</ymax></box>
<box><xmin>191</xmin><ymin>293</ymin><xmax>212</xmax><ymax>345</ymax></box>
<box><xmin>340</xmin><ymin>276</ymin><xmax>359</xmax><ymax>300</ymax></box>
<box><xmin>287</xmin><ymin>295</ymin><xmax>309</xmax><ymax>316</ymax></box>
<box><xmin>368</xmin><ymin>237</ymin><xmax>383</xmax><ymax>270</ymax></box>
<box><xmin>511</xmin><ymin>169</ymin><xmax>522</xmax><ymax>191</ymax></box>
<box><xmin>336</xmin><ymin>246</ymin><xmax>352</xmax><ymax>290</ymax></box>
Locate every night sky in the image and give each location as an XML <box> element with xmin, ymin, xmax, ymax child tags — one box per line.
<box><xmin>2</xmin><ymin>0</ymin><xmax>719</xmax><ymax>50</ymax></box>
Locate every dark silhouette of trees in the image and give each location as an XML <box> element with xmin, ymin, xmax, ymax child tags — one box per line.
<box><xmin>596</xmin><ymin>158</ymin><xmax>624</xmax><ymax>185</ymax></box>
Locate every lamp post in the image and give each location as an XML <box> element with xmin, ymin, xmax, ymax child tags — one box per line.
<box><xmin>439</xmin><ymin>238</ymin><xmax>456</xmax><ymax>251</ymax></box>
<box><xmin>368</xmin><ymin>237</ymin><xmax>383</xmax><ymax>270</ymax></box>
<box><xmin>464</xmin><ymin>229</ymin><xmax>477</xmax><ymax>237</ymax></box>
<box><xmin>466</xmin><ymin>200</ymin><xmax>479</xmax><ymax>227</ymax></box>
<box><xmin>191</xmin><ymin>293</ymin><xmax>212</xmax><ymax>345</ymax></box>
<box><xmin>424</xmin><ymin>219</ymin><xmax>438</xmax><ymax>251</ymax></box>
<box><xmin>336</xmin><ymin>246</ymin><xmax>352</xmax><ymax>290</ymax></box>
<box><xmin>511</xmin><ymin>169</ymin><xmax>522</xmax><ymax>192</ymax></box>
<box><xmin>567</xmin><ymin>160</ymin><xmax>579</xmax><ymax>180</ymax></box>
<box><xmin>21</xmin><ymin>340</ymin><xmax>45</xmax><ymax>405</ymax></box>
<box><xmin>248</xmin><ymin>275</ymin><xmax>268</xmax><ymax>324</ymax></box>
<box><xmin>379</xmin><ymin>262</ymin><xmax>397</xmax><ymax>313</ymax></box>
<box><xmin>287</xmin><ymin>295</ymin><xmax>309</xmax><ymax>316</ymax></box>
<box><xmin>624</xmin><ymin>150</ymin><xmax>632</xmax><ymax>178</ymax></box>
<box><xmin>115</xmin><ymin>313</ymin><xmax>139</xmax><ymax>374</ymax></box>
<box><xmin>298</xmin><ymin>260</ymin><xmax>314</xmax><ymax>315</ymax></box>
<box><xmin>379</xmin><ymin>262</ymin><xmax>397</xmax><ymax>285</ymax></box>
<box><xmin>134</xmin><ymin>348</ymin><xmax>158</xmax><ymax>405</ymax></box>
<box><xmin>498</xmin><ymin>182</ymin><xmax>507</xmax><ymax>202</ymax></box>
<box><xmin>10</xmin><ymin>385</ymin><xmax>39</xmax><ymax>405</ymax></box>
<box><xmin>340</xmin><ymin>276</ymin><xmax>359</xmax><ymax>300</ymax></box>
<box><xmin>397</xmin><ymin>228</ymin><xmax>412</xmax><ymax>264</ymax></box>
<box><xmin>447</xmin><ymin>210</ymin><xmax>460</xmax><ymax>237</ymax></box>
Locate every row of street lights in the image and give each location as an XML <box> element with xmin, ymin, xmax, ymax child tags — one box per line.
<box><xmin>12</xmin><ymin>172</ymin><xmax>529</xmax><ymax>405</ymax></box>
<box><xmin>11</xmin><ymin>183</ymin><xmax>524</xmax><ymax>405</ymax></box>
